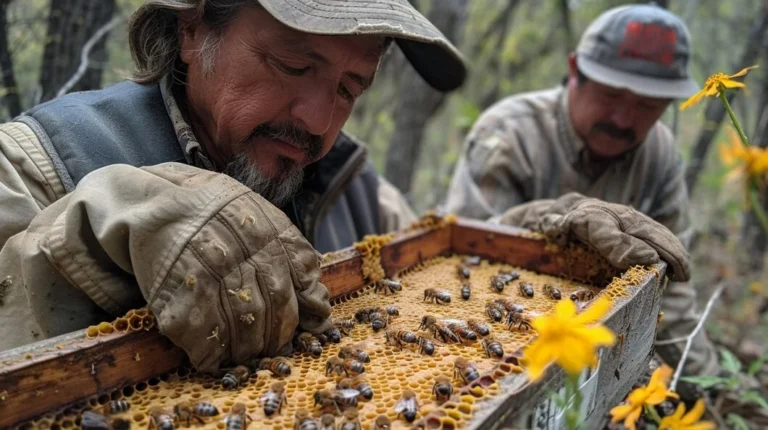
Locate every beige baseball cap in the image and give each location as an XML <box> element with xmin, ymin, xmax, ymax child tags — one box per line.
<box><xmin>576</xmin><ymin>4</ymin><xmax>699</xmax><ymax>99</ymax></box>
<box><xmin>258</xmin><ymin>0</ymin><xmax>467</xmax><ymax>92</ymax></box>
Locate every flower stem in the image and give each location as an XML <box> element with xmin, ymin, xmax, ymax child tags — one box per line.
<box><xmin>719</xmin><ymin>90</ymin><xmax>750</xmax><ymax>146</ymax></box>
<box><xmin>644</xmin><ymin>404</ymin><xmax>663</xmax><ymax>424</ymax></box>
<box><xmin>564</xmin><ymin>373</ymin><xmax>582</xmax><ymax>430</ymax></box>
<box><xmin>748</xmin><ymin>186</ymin><xmax>768</xmax><ymax>234</ymax></box>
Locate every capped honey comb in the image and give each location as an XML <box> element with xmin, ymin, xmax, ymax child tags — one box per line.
<box><xmin>27</xmin><ymin>256</ymin><xmax>655</xmax><ymax>430</ymax></box>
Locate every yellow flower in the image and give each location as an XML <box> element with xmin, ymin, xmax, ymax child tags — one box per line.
<box><xmin>680</xmin><ymin>65</ymin><xmax>758</xmax><ymax>110</ymax></box>
<box><xmin>521</xmin><ymin>297</ymin><xmax>615</xmax><ymax>381</ymax></box>
<box><xmin>719</xmin><ymin>128</ymin><xmax>768</xmax><ymax>181</ymax></box>
<box><xmin>658</xmin><ymin>399</ymin><xmax>716</xmax><ymax>430</ymax></box>
<box><xmin>609</xmin><ymin>365</ymin><xmax>680</xmax><ymax>430</ymax></box>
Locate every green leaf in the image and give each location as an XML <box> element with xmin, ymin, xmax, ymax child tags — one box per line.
<box><xmin>727</xmin><ymin>413</ymin><xmax>751</xmax><ymax>430</ymax></box>
<box><xmin>679</xmin><ymin>375</ymin><xmax>728</xmax><ymax>388</ymax></box>
<box><xmin>720</xmin><ymin>349</ymin><xmax>743</xmax><ymax>374</ymax></box>
<box><xmin>741</xmin><ymin>390</ymin><xmax>768</xmax><ymax>410</ymax></box>
<box><xmin>748</xmin><ymin>355</ymin><xmax>767</xmax><ymax>376</ymax></box>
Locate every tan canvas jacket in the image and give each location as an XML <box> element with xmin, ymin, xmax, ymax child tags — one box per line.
<box><xmin>0</xmin><ymin>94</ymin><xmax>414</xmax><ymax>371</ymax></box>
<box><xmin>445</xmin><ymin>86</ymin><xmax>691</xmax><ymax>247</ymax></box>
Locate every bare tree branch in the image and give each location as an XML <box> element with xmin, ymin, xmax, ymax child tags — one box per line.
<box><xmin>56</xmin><ymin>15</ymin><xmax>122</xmax><ymax>99</ymax></box>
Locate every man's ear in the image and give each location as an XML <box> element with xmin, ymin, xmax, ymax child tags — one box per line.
<box><xmin>566</xmin><ymin>52</ymin><xmax>579</xmax><ymax>86</ymax></box>
<box><xmin>178</xmin><ymin>11</ymin><xmax>209</xmax><ymax>66</ymax></box>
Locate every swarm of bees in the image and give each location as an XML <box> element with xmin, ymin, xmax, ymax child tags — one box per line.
<box><xmin>73</xmin><ymin>256</ymin><xmax>605</xmax><ymax>430</ymax></box>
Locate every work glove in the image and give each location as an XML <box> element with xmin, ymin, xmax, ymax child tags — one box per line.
<box><xmin>9</xmin><ymin>162</ymin><xmax>331</xmax><ymax>372</ymax></box>
<box><xmin>498</xmin><ymin>193</ymin><xmax>690</xmax><ymax>282</ymax></box>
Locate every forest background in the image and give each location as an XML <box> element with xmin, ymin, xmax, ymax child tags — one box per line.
<box><xmin>1</xmin><ymin>0</ymin><xmax>767</xmax><ymax>413</ymax></box>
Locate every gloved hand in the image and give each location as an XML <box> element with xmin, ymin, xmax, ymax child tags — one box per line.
<box><xmin>6</xmin><ymin>162</ymin><xmax>331</xmax><ymax>372</ymax></box>
<box><xmin>498</xmin><ymin>193</ymin><xmax>690</xmax><ymax>282</ymax></box>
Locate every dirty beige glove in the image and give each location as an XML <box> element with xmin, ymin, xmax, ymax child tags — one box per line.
<box><xmin>1</xmin><ymin>162</ymin><xmax>331</xmax><ymax>371</ymax></box>
<box><xmin>498</xmin><ymin>193</ymin><xmax>690</xmax><ymax>282</ymax></box>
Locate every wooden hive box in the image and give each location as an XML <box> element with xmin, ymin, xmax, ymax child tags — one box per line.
<box><xmin>0</xmin><ymin>218</ymin><xmax>665</xmax><ymax>429</ymax></box>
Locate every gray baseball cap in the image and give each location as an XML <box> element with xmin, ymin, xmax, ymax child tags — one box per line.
<box><xmin>258</xmin><ymin>0</ymin><xmax>467</xmax><ymax>92</ymax></box>
<box><xmin>576</xmin><ymin>4</ymin><xmax>699</xmax><ymax>99</ymax></box>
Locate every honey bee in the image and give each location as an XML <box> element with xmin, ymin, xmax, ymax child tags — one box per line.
<box><xmin>338</xmin><ymin>346</ymin><xmax>370</xmax><ymax>363</ymax></box>
<box><xmin>457</xmin><ymin>265</ymin><xmax>471</xmax><ymax>279</ymax></box>
<box><xmin>570</xmin><ymin>290</ymin><xmax>595</xmax><ymax>302</ymax></box>
<box><xmin>373</xmin><ymin>415</ymin><xmax>391</xmax><ymax>430</ymax></box>
<box><xmin>259</xmin><ymin>357</ymin><xmax>291</xmax><ymax>377</ymax></box>
<box><xmin>467</xmin><ymin>319</ymin><xmax>490</xmax><ymax>336</ymax></box>
<box><xmin>221</xmin><ymin>365</ymin><xmax>250</xmax><ymax>389</ymax></box>
<box><xmin>418</xmin><ymin>315</ymin><xmax>460</xmax><ymax>344</ymax></box>
<box><xmin>339</xmin><ymin>407</ymin><xmax>362</xmax><ymax>430</ymax></box>
<box><xmin>224</xmin><ymin>403</ymin><xmax>253</xmax><ymax>430</ymax></box>
<box><xmin>173</xmin><ymin>401</ymin><xmax>217</xmax><ymax>426</ymax></box>
<box><xmin>490</xmin><ymin>275</ymin><xmax>506</xmax><ymax>293</ymax></box>
<box><xmin>319</xmin><ymin>414</ymin><xmax>336</xmax><ymax>430</ymax></box>
<box><xmin>445</xmin><ymin>320</ymin><xmax>478</xmax><ymax>342</ymax></box>
<box><xmin>262</xmin><ymin>381</ymin><xmax>288</xmax><ymax>417</ymax></box>
<box><xmin>498</xmin><ymin>269</ymin><xmax>520</xmax><ymax>281</ymax></box>
<box><xmin>325</xmin><ymin>356</ymin><xmax>346</xmax><ymax>377</ymax></box>
<box><xmin>375</xmin><ymin>279</ymin><xmax>402</xmax><ymax>295</ymax></box>
<box><xmin>354</xmin><ymin>307</ymin><xmax>381</xmax><ymax>323</ymax></box>
<box><xmin>485</xmin><ymin>302</ymin><xmax>503</xmax><ymax>322</ymax></box>
<box><xmin>148</xmin><ymin>407</ymin><xmax>175</xmax><ymax>430</ymax></box>
<box><xmin>519</xmin><ymin>282</ymin><xmax>535</xmax><ymax>298</ymax></box>
<box><xmin>293</xmin><ymin>408</ymin><xmax>318</xmax><ymax>430</ymax></box>
<box><xmin>334</xmin><ymin>388</ymin><xmax>361</xmax><ymax>410</ymax></box>
<box><xmin>343</xmin><ymin>359</ymin><xmax>365</xmax><ymax>376</ymax></box>
<box><xmin>462</xmin><ymin>256</ymin><xmax>481</xmax><ymax>266</ymax></box>
<box><xmin>353</xmin><ymin>347</ymin><xmax>370</xmax><ymax>363</ymax></box>
<box><xmin>103</xmin><ymin>400</ymin><xmax>130</xmax><ymax>414</ymax></box>
<box><xmin>324</xmin><ymin>327</ymin><xmax>342</xmax><ymax>343</ymax></box>
<box><xmin>352</xmin><ymin>376</ymin><xmax>374</xmax><ymax>400</ymax></box>
<box><xmin>315</xmin><ymin>333</ymin><xmax>329</xmax><ymax>346</ymax></box>
<box><xmin>385</xmin><ymin>329</ymin><xmax>418</xmax><ymax>349</ymax></box>
<box><xmin>296</xmin><ymin>332</ymin><xmax>323</xmax><ymax>358</ymax></box>
<box><xmin>506</xmin><ymin>311</ymin><xmax>533</xmax><ymax>331</ymax></box>
<box><xmin>543</xmin><ymin>284</ymin><xmax>562</xmax><ymax>300</ymax></box>
<box><xmin>453</xmin><ymin>357</ymin><xmax>480</xmax><ymax>385</ymax></box>
<box><xmin>493</xmin><ymin>298</ymin><xmax>524</xmax><ymax>315</ymax></box>
<box><xmin>417</xmin><ymin>336</ymin><xmax>436</xmax><ymax>355</ymax></box>
<box><xmin>370</xmin><ymin>311</ymin><xmax>389</xmax><ymax>332</ymax></box>
<box><xmin>432</xmin><ymin>376</ymin><xmax>454</xmax><ymax>403</ymax></box>
<box><xmin>313</xmin><ymin>390</ymin><xmax>339</xmax><ymax>415</ymax></box>
<box><xmin>423</xmin><ymin>288</ymin><xmax>451</xmax><ymax>304</ymax></box>
<box><xmin>461</xmin><ymin>283</ymin><xmax>471</xmax><ymax>300</ymax></box>
<box><xmin>384</xmin><ymin>305</ymin><xmax>400</xmax><ymax>317</ymax></box>
<box><xmin>481</xmin><ymin>338</ymin><xmax>504</xmax><ymax>359</ymax></box>
<box><xmin>334</xmin><ymin>318</ymin><xmax>356</xmax><ymax>335</ymax></box>
<box><xmin>81</xmin><ymin>411</ymin><xmax>130</xmax><ymax>430</ymax></box>
<box><xmin>394</xmin><ymin>390</ymin><xmax>420</xmax><ymax>423</ymax></box>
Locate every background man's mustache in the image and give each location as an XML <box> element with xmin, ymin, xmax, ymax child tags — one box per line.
<box><xmin>592</xmin><ymin>122</ymin><xmax>636</xmax><ymax>144</ymax></box>
<box><xmin>244</xmin><ymin>123</ymin><xmax>323</xmax><ymax>162</ymax></box>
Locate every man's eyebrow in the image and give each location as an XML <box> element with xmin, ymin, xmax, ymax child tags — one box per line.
<box><xmin>347</xmin><ymin>72</ymin><xmax>374</xmax><ymax>91</ymax></box>
<box><xmin>296</xmin><ymin>48</ymin><xmax>375</xmax><ymax>90</ymax></box>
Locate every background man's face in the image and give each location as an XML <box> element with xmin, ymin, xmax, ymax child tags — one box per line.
<box><xmin>566</xmin><ymin>57</ymin><xmax>671</xmax><ymax>159</ymax></box>
<box><xmin>179</xmin><ymin>6</ymin><xmax>382</xmax><ymax>205</ymax></box>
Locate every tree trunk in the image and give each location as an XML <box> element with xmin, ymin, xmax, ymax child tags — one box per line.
<box><xmin>684</xmin><ymin>1</ymin><xmax>768</xmax><ymax>194</ymax></box>
<box><xmin>0</xmin><ymin>0</ymin><xmax>21</xmax><ymax>118</ymax></box>
<box><xmin>383</xmin><ymin>0</ymin><xmax>469</xmax><ymax>197</ymax></box>
<box><xmin>38</xmin><ymin>0</ymin><xmax>116</xmax><ymax>102</ymax></box>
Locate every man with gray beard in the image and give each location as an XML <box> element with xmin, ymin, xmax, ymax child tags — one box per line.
<box><xmin>0</xmin><ymin>0</ymin><xmax>692</xmax><ymax>374</ymax></box>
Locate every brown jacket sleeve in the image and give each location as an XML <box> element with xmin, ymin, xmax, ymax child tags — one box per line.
<box><xmin>0</xmin><ymin>146</ymin><xmax>331</xmax><ymax>370</ymax></box>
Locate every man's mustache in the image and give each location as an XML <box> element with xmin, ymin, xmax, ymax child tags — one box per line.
<box><xmin>243</xmin><ymin>122</ymin><xmax>324</xmax><ymax>162</ymax></box>
<box><xmin>592</xmin><ymin>122</ymin><xmax>636</xmax><ymax>145</ymax></box>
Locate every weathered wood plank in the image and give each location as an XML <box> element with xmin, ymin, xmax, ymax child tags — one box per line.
<box><xmin>380</xmin><ymin>225</ymin><xmax>452</xmax><ymax>277</ymax></box>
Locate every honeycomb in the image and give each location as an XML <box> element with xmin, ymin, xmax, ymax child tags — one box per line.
<box><xmin>84</xmin><ymin>308</ymin><xmax>156</xmax><ymax>339</ymax></box>
<box><xmin>354</xmin><ymin>233</ymin><xmax>395</xmax><ymax>283</ymax></box>
<box><xmin>25</xmin><ymin>256</ymin><xmax>656</xmax><ymax>430</ymax></box>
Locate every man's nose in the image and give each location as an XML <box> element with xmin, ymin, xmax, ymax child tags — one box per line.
<box><xmin>290</xmin><ymin>80</ymin><xmax>336</xmax><ymax>136</ymax></box>
<box><xmin>610</xmin><ymin>105</ymin><xmax>636</xmax><ymax>129</ymax></box>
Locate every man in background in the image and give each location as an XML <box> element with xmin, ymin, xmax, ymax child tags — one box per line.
<box><xmin>446</xmin><ymin>4</ymin><xmax>720</xmax><ymax>384</ymax></box>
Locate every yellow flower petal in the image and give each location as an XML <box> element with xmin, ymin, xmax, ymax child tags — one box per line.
<box><xmin>680</xmin><ymin>90</ymin><xmax>706</xmax><ymax>110</ymax></box>
<box><xmin>682</xmin><ymin>399</ymin><xmax>707</xmax><ymax>424</ymax></box>
<box><xmin>554</xmin><ymin>298</ymin><xmax>577</xmax><ymax>319</ymax></box>
<box><xmin>685</xmin><ymin>422</ymin><xmax>717</xmax><ymax>430</ymax></box>
<box><xmin>609</xmin><ymin>403</ymin><xmax>635</xmax><ymax>422</ymax></box>
<box><xmin>573</xmin><ymin>296</ymin><xmax>612</xmax><ymax>325</ymax></box>
<box><xmin>719</xmin><ymin>79</ymin><xmax>746</xmax><ymax>89</ymax></box>
<box><xmin>624</xmin><ymin>405</ymin><xmax>642</xmax><ymax>430</ymax></box>
<box><xmin>729</xmin><ymin>65</ymin><xmax>759</xmax><ymax>78</ymax></box>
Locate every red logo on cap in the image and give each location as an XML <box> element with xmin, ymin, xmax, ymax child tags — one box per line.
<box><xmin>617</xmin><ymin>22</ymin><xmax>677</xmax><ymax>65</ymax></box>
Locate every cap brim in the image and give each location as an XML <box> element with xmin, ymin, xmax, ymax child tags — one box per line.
<box><xmin>258</xmin><ymin>0</ymin><xmax>467</xmax><ymax>92</ymax></box>
<box><xmin>578</xmin><ymin>56</ymin><xmax>699</xmax><ymax>99</ymax></box>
